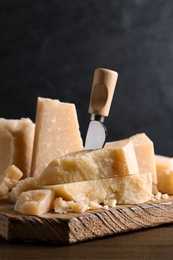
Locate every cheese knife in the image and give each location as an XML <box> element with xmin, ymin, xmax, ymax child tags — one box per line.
<box><xmin>85</xmin><ymin>68</ymin><xmax>118</xmax><ymax>150</ymax></box>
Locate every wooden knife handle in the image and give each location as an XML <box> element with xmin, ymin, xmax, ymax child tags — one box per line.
<box><xmin>88</xmin><ymin>68</ymin><xmax>118</xmax><ymax>117</ymax></box>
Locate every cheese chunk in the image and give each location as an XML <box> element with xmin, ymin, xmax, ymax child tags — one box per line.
<box><xmin>155</xmin><ymin>154</ymin><xmax>173</xmax><ymax>194</ymax></box>
<box><xmin>155</xmin><ymin>154</ymin><xmax>173</xmax><ymax>173</ymax></box>
<box><xmin>106</xmin><ymin>133</ymin><xmax>157</xmax><ymax>184</ymax></box>
<box><xmin>0</xmin><ymin>118</ymin><xmax>35</xmax><ymax>178</ymax></box>
<box><xmin>53</xmin><ymin>198</ymin><xmax>117</xmax><ymax>214</ymax></box>
<box><xmin>30</xmin><ymin>97</ymin><xmax>83</xmax><ymax>178</ymax></box>
<box><xmin>45</xmin><ymin>173</ymin><xmax>152</xmax><ymax>205</ymax></box>
<box><xmin>157</xmin><ymin>171</ymin><xmax>173</xmax><ymax>195</ymax></box>
<box><xmin>130</xmin><ymin>133</ymin><xmax>157</xmax><ymax>184</ymax></box>
<box><xmin>0</xmin><ymin>165</ymin><xmax>23</xmax><ymax>197</ymax></box>
<box><xmin>37</xmin><ymin>140</ymin><xmax>139</xmax><ymax>186</ymax></box>
<box><xmin>8</xmin><ymin>177</ymin><xmax>37</xmax><ymax>203</ymax></box>
<box><xmin>14</xmin><ymin>189</ymin><xmax>54</xmax><ymax>216</ymax></box>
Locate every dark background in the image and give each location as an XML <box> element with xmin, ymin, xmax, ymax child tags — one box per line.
<box><xmin>1</xmin><ymin>0</ymin><xmax>173</xmax><ymax>156</ymax></box>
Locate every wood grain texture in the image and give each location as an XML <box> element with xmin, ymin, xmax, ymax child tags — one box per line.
<box><xmin>1</xmin><ymin>197</ymin><xmax>173</xmax><ymax>245</ymax></box>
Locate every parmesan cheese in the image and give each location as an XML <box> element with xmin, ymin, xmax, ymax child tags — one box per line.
<box><xmin>8</xmin><ymin>177</ymin><xmax>37</xmax><ymax>203</ymax></box>
<box><xmin>14</xmin><ymin>189</ymin><xmax>54</xmax><ymax>216</ymax></box>
<box><xmin>37</xmin><ymin>140</ymin><xmax>139</xmax><ymax>186</ymax></box>
<box><xmin>30</xmin><ymin>97</ymin><xmax>83</xmax><ymax>178</ymax></box>
<box><xmin>0</xmin><ymin>118</ymin><xmax>35</xmax><ymax>178</ymax></box>
<box><xmin>44</xmin><ymin>173</ymin><xmax>152</xmax><ymax>205</ymax></box>
<box><xmin>0</xmin><ymin>165</ymin><xmax>23</xmax><ymax>197</ymax></box>
<box><xmin>155</xmin><ymin>154</ymin><xmax>173</xmax><ymax>194</ymax></box>
<box><xmin>106</xmin><ymin>133</ymin><xmax>157</xmax><ymax>184</ymax></box>
<box><xmin>130</xmin><ymin>133</ymin><xmax>157</xmax><ymax>184</ymax></box>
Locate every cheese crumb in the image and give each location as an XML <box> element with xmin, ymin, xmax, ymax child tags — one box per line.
<box><xmin>155</xmin><ymin>192</ymin><xmax>162</xmax><ymax>200</ymax></box>
<box><xmin>54</xmin><ymin>198</ymin><xmax>90</xmax><ymax>214</ymax></box>
<box><xmin>108</xmin><ymin>199</ymin><xmax>117</xmax><ymax>208</ymax></box>
<box><xmin>151</xmin><ymin>197</ymin><xmax>156</xmax><ymax>202</ymax></box>
<box><xmin>161</xmin><ymin>193</ymin><xmax>169</xmax><ymax>200</ymax></box>
<box><xmin>89</xmin><ymin>201</ymin><xmax>102</xmax><ymax>210</ymax></box>
<box><xmin>54</xmin><ymin>197</ymin><xmax>71</xmax><ymax>214</ymax></box>
<box><xmin>69</xmin><ymin>202</ymin><xmax>89</xmax><ymax>213</ymax></box>
<box><xmin>103</xmin><ymin>205</ymin><xmax>109</xmax><ymax>210</ymax></box>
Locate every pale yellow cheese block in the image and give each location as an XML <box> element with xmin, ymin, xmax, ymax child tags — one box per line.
<box><xmin>130</xmin><ymin>133</ymin><xmax>157</xmax><ymax>184</ymax></box>
<box><xmin>8</xmin><ymin>177</ymin><xmax>37</xmax><ymax>203</ymax></box>
<box><xmin>155</xmin><ymin>154</ymin><xmax>173</xmax><ymax>194</ymax></box>
<box><xmin>106</xmin><ymin>133</ymin><xmax>157</xmax><ymax>184</ymax></box>
<box><xmin>37</xmin><ymin>139</ymin><xmax>139</xmax><ymax>186</ymax></box>
<box><xmin>0</xmin><ymin>118</ymin><xmax>35</xmax><ymax>178</ymax></box>
<box><xmin>155</xmin><ymin>154</ymin><xmax>173</xmax><ymax>173</ymax></box>
<box><xmin>45</xmin><ymin>173</ymin><xmax>152</xmax><ymax>205</ymax></box>
<box><xmin>0</xmin><ymin>165</ymin><xmax>23</xmax><ymax>197</ymax></box>
<box><xmin>157</xmin><ymin>169</ymin><xmax>173</xmax><ymax>194</ymax></box>
<box><xmin>14</xmin><ymin>189</ymin><xmax>54</xmax><ymax>216</ymax></box>
<box><xmin>30</xmin><ymin>97</ymin><xmax>83</xmax><ymax>178</ymax></box>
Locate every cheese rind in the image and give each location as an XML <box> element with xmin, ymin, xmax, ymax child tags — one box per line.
<box><xmin>8</xmin><ymin>177</ymin><xmax>37</xmax><ymax>203</ymax></box>
<box><xmin>0</xmin><ymin>118</ymin><xmax>35</xmax><ymax>178</ymax></box>
<box><xmin>14</xmin><ymin>189</ymin><xmax>54</xmax><ymax>216</ymax></box>
<box><xmin>0</xmin><ymin>165</ymin><xmax>23</xmax><ymax>197</ymax></box>
<box><xmin>31</xmin><ymin>97</ymin><xmax>83</xmax><ymax>178</ymax></box>
<box><xmin>37</xmin><ymin>140</ymin><xmax>139</xmax><ymax>186</ymax></box>
<box><xmin>45</xmin><ymin>173</ymin><xmax>152</xmax><ymax>205</ymax></box>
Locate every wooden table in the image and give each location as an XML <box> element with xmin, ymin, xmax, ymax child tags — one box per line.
<box><xmin>1</xmin><ymin>223</ymin><xmax>173</xmax><ymax>260</ymax></box>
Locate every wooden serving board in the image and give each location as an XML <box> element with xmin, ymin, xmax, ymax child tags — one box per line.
<box><xmin>1</xmin><ymin>197</ymin><xmax>173</xmax><ymax>245</ymax></box>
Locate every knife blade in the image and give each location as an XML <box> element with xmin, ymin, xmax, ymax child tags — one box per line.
<box><xmin>85</xmin><ymin>68</ymin><xmax>118</xmax><ymax>150</ymax></box>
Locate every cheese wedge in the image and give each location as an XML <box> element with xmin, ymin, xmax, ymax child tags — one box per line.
<box><xmin>106</xmin><ymin>133</ymin><xmax>157</xmax><ymax>184</ymax></box>
<box><xmin>155</xmin><ymin>154</ymin><xmax>173</xmax><ymax>194</ymax></box>
<box><xmin>14</xmin><ymin>189</ymin><xmax>54</xmax><ymax>216</ymax></box>
<box><xmin>37</xmin><ymin>139</ymin><xmax>139</xmax><ymax>186</ymax></box>
<box><xmin>0</xmin><ymin>165</ymin><xmax>23</xmax><ymax>197</ymax></box>
<box><xmin>0</xmin><ymin>118</ymin><xmax>35</xmax><ymax>178</ymax></box>
<box><xmin>45</xmin><ymin>173</ymin><xmax>152</xmax><ymax>205</ymax></box>
<box><xmin>8</xmin><ymin>177</ymin><xmax>37</xmax><ymax>203</ymax></box>
<box><xmin>30</xmin><ymin>97</ymin><xmax>83</xmax><ymax>178</ymax></box>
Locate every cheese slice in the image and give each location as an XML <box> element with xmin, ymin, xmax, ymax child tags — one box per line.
<box><xmin>14</xmin><ymin>189</ymin><xmax>54</xmax><ymax>216</ymax></box>
<box><xmin>155</xmin><ymin>154</ymin><xmax>173</xmax><ymax>194</ymax></box>
<box><xmin>30</xmin><ymin>97</ymin><xmax>83</xmax><ymax>178</ymax></box>
<box><xmin>106</xmin><ymin>133</ymin><xmax>157</xmax><ymax>184</ymax></box>
<box><xmin>8</xmin><ymin>177</ymin><xmax>37</xmax><ymax>203</ymax></box>
<box><xmin>0</xmin><ymin>118</ymin><xmax>35</xmax><ymax>178</ymax></box>
<box><xmin>37</xmin><ymin>139</ymin><xmax>139</xmax><ymax>186</ymax></box>
<box><xmin>45</xmin><ymin>173</ymin><xmax>152</xmax><ymax>205</ymax></box>
<box><xmin>0</xmin><ymin>165</ymin><xmax>23</xmax><ymax>197</ymax></box>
